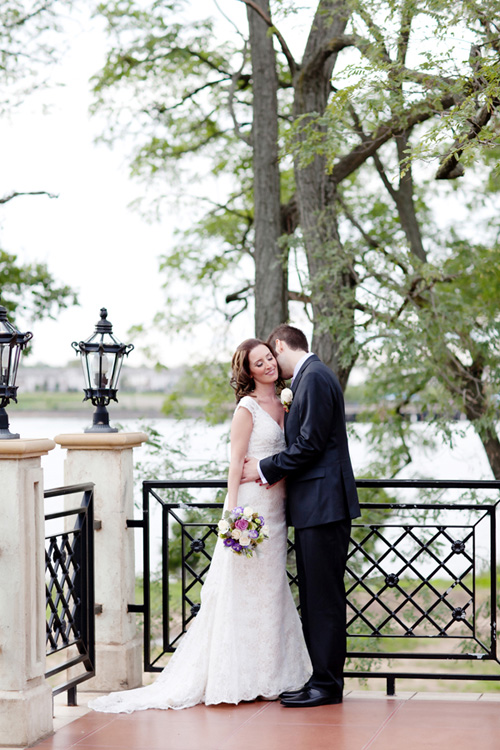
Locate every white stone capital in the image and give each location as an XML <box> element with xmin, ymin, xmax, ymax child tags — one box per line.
<box><xmin>0</xmin><ymin>437</ymin><xmax>55</xmax><ymax>459</ymax></box>
<box><xmin>54</xmin><ymin>432</ymin><xmax>148</xmax><ymax>450</ymax></box>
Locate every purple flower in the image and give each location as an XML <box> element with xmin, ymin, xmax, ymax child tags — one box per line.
<box><xmin>234</xmin><ymin>518</ymin><xmax>249</xmax><ymax>531</ymax></box>
<box><xmin>232</xmin><ymin>543</ymin><xmax>243</xmax><ymax>552</ymax></box>
<box><xmin>223</xmin><ymin>538</ymin><xmax>234</xmax><ymax>547</ymax></box>
<box><xmin>258</xmin><ymin>515</ymin><xmax>265</xmax><ymax>525</ymax></box>
<box><xmin>231</xmin><ymin>506</ymin><xmax>244</xmax><ymax>517</ymax></box>
<box><xmin>248</xmin><ymin>530</ymin><xmax>259</xmax><ymax>539</ymax></box>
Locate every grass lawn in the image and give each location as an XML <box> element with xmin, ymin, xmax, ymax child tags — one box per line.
<box><xmin>132</xmin><ymin>572</ymin><xmax>500</xmax><ymax>691</ymax></box>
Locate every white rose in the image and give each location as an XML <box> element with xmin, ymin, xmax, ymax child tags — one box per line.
<box><xmin>280</xmin><ymin>388</ymin><xmax>293</xmax><ymax>412</ymax></box>
<box><xmin>262</xmin><ymin>524</ymin><xmax>270</xmax><ymax>536</ymax></box>
<box><xmin>231</xmin><ymin>529</ymin><xmax>242</xmax><ymax>540</ymax></box>
<box><xmin>218</xmin><ymin>519</ymin><xmax>230</xmax><ymax>533</ymax></box>
<box><xmin>243</xmin><ymin>506</ymin><xmax>254</xmax><ymax>518</ymax></box>
<box><xmin>239</xmin><ymin>533</ymin><xmax>251</xmax><ymax>547</ymax></box>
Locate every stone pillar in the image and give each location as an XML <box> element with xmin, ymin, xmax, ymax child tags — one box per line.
<box><xmin>0</xmin><ymin>438</ymin><xmax>56</xmax><ymax>747</ymax></box>
<box><xmin>54</xmin><ymin>432</ymin><xmax>148</xmax><ymax>692</ymax></box>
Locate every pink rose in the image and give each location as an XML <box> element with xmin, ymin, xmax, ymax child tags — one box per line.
<box><xmin>234</xmin><ymin>518</ymin><xmax>249</xmax><ymax>531</ymax></box>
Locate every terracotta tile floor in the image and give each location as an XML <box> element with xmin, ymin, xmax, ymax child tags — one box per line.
<box><xmin>25</xmin><ymin>691</ymin><xmax>500</xmax><ymax>750</ymax></box>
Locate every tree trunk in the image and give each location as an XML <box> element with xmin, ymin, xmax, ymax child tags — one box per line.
<box><xmin>464</xmin><ymin>390</ymin><xmax>500</xmax><ymax>480</ymax></box>
<box><xmin>478</xmin><ymin>432</ymin><xmax>500</xmax><ymax>479</ymax></box>
<box><xmin>450</xmin><ymin>355</ymin><xmax>500</xmax><ymax>479</ymax></box>
<box><xmin>394</xmin><ymin>132</ymin><xmax>427</xmax><ymax>263</ymax></box>
<box><xmin>247</xmin><ymin>0</ymin><xmax>287</xmax><ymax>340</ymax></box>
<box><xmin>293</xmin><ymin>0</ymin><xmax>355</xmax><ymax>387</ymax></box>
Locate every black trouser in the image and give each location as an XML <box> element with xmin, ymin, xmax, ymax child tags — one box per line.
<box><xmin>294</xmin><ymin>519</ymin><xmax>351</xmax><ymax>696</ymax></box>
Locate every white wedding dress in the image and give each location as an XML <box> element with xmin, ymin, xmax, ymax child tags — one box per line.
<box><xmin>89</xmin><ymin>395</ymin><xmax>311</xmax><ymax>713</ymax></box>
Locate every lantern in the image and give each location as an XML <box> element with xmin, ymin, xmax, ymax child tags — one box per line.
<box><xmin>0</xmin><ymin>305</ymin><xmax>33</xmax><ymax>439</ymax></box>
<box><xmin>72</xmin><ymin>308</ymin><xmax>134</xmax><ymax>433</ymax></box>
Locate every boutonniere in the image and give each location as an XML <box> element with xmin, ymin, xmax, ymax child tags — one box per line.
<box><xmin>280</xmin><ymin>387</ymin><xmax>293</xmax><ymax>413</ymax></box>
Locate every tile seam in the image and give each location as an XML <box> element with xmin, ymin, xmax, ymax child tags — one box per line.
<box><xmin>360</xmin><ymin>700</ymin><xmax>407</xmax><ymax>750</ymax></box>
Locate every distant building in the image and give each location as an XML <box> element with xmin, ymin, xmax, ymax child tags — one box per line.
<box><xmin>17</xmin><ymin>364</ymin><xmax>184</xmax><ymax>393</ymax></box>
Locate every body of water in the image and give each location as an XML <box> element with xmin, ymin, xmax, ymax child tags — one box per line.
<box><xmin>16</xmin><ymin>415</ymin><xmax>230</xmax><ymax>489</ymax></box>
<box><xmin>19</xmin><ymin>415</ymin><xmax>498</xmax><ymax>574</ymax></box>
<box><xmin>15</xmin><ymin>414</ymin><xmax>496</xmax><ymax>488</ymax></box>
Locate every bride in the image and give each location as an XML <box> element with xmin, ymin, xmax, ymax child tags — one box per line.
<box><xmin>89</xmin><ymin>338</ymin><xmax>311</xmax><ymax>712</ymax></box>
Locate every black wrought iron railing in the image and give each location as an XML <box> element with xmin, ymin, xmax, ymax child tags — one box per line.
<box><xmin>45</xmin><ymin>483</ymin><xmax>96</xmax><ymax>705</ymax></box>
<box><xmin>129</xmin><ymin>479</ymin><xmax>500</xmax><ymax>694</ymax></box>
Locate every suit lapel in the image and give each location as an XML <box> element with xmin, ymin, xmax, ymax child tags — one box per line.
<box><xmin>291</xmin><ymin>354</ymin><xmax>320</xmax><ymax>394</ymax></box>
<box><xmin>284</xmin><ymin>355</ymin><xmax>321</xmax><ymax>438</ymax></box>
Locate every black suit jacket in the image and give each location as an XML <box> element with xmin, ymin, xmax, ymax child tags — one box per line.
<box><xmin>260</xmin><ymin>355</ymin><xmax>360</xmax><ymax>529</ymax></box>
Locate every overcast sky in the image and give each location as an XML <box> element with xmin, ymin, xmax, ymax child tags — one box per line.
<box><xmin>0</xmin><ymin>1</ymin><xmax>262</xmax><ymax>369</ymax></box>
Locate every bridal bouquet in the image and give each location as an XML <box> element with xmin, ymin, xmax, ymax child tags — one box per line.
<box><xmin>218</xmin><ymin>506</ymin><xmax>269</xmax><ymax>557</ymax></box>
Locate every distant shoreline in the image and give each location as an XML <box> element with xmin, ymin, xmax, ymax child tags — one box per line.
<box><xmin>8</xmin><ymin>391</ymin><xmax>220</xmax><ymax>421</ymax></box>
<box><xmin>9</xmin><ymin>392</ymin><xmax>467</xmax><ymax>423</ymax></box>
<box><xmin>12</xmin><ymin>409</ymin><xmax>169</xmax><ymax>419</ymax></box>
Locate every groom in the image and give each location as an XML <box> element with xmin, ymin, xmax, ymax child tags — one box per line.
<box><xmin>241</xmin><ymin>324</ymin><xmax>360</xmax><ymax>707</ymax></box>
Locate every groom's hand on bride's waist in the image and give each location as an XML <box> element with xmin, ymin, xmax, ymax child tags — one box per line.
<box><xmin>240</xmin><ymin>457</ymin><xmax>263</xmax><ymax>484</ymax></box>
<box><xmin>241</xmin><ymin>458</ymin><xmax>281</xmax><ymax>488</ymax></box>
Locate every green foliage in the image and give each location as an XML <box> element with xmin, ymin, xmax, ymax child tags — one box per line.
<box><xmin>318</xmin><ymin>0</ymin><xmax>500</xmax><ymax>470</ymax></box>
<box><xmin>132</xmin><ymin>420</ymin><xmax>191</xmax><ymax>486</ymax></box>
<box><xmin>162</xmin><ymin>361</ymin><xmax>234</xmax><ymax>424</ymax></box>
<box><xmin>132</xmin><ymin>419</ymin><xmax>229</xmax><ymax>577</ymax></box>
<box><xmin>0</xmin><ymin>248</ymin><xmax>78</xmax><ymax>322</ymax></box>
<box><xmin>0</xmin><ymin>1</ymin><xmax>72</xmax><ymax>111</ymax></box>
<box><xmin>324</xmin><ymin>0</ymin><xmax>500</xmax><ymax>171</ymax></box>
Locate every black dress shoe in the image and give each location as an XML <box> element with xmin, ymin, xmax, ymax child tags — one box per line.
<box><xmin>279</xmin><ymin>687</ymin><xmax>307</xmax><ymax>700</ymax></box>
<box><xmin>280</xmin><ymin>687</ymin><xmax>343</xmax><ymax>708</ymax></box>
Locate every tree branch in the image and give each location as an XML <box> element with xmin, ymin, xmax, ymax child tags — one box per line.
<box><xmin>3</xmin><ymin>1</ymin><xmax>52</xmax><ymax>29</ymax></box>
<box><xmin>225</xmin><ymin>285</ymin><xmax>252</xmax><ymax>304</ymax></box>
<box><xmin>180</xmin><ymin>48</ymin><xmax>233</xmax><ymax>77</ymax></box>
<box><xmin>0</xmin><ymin>190</ymin><xmax>58</xmax><ymax>204</ymax></box>
<box><xmin>397</xmin><ymin>0</ymin><xmax>413</xmax><ymax>65</ymax></box>
<box><xmin>330</xmin><ymin>91</ymin><xmax>457</xmax><ymax>185</ymax></box>
<box><xmin>436</xmin><ymin>43</ymin><xmax>500</xmax><ymax>179</ymax></box>
<box><xmin>337</xmin><ymin>193</ymin><xmax>380</xmax><ymax>249</ymax></box>
<box><xmin>199</xmin><ymin>195</ymin><xmax>252</xmax><ymax>222</ymax></box>
<box><xmin>153</xmin><ymin>78</ymin><xmax>231</xmax><ymax>114</ymax></box>
<box><xmin>288</xmin><ymin>290</ymin><xmax>311</xmax><ymax>304</ymax></box>
<box><xmin>228</xmin><ymin>41</ymin><xmax>252</xmax><ymax>145</ymax></box>
<box><xmin>394</xmin><ymin>131</ymin><xmax>426</xmax><ymax>262</ymax></box>
<box><xmin>301</xmin><ymin>34</ymin><xmax>391</xmax><ymax>83</ymax></box>
<box><xmin>435</xmin><ymin>98</ymin><xmax>500</xmax><ymax>179</ymax></box>
<box><xmin>372</xmin><ymin>152</ymin><xmax>398</xmax><ymax>201</ymax></box>
<box><xmin>356</xmin><ymin>6</ymin><xmax>391</xmax><ymax>62</ymax></box>
<box><xmin>236</xmin><ymin>0</ymin><xmax>298</xmax><ymax>77</ymax></box>
<box><xmin>398</xmin><ymin>67</ymin><xmax>458</xmax><ymax>89</ymax></box>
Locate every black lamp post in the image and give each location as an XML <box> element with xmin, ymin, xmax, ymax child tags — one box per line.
<box><xmin>72</xmin><ymin>308</ymin><xmax>134</xmax><ymax>433</ymax></box>
<box><xmin>0</xmin><ymin>306</ymin><xmax>33</xmax><ymax>439</ymax></box>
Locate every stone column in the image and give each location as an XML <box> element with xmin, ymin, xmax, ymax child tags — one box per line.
<box><xmin>54</xmin><ymin>432</ymin><xmax>148</xmax><ymax>692</ymax></box>
<box><xmin>0</xmin><ymin>438</ymin><xmax>56</xmax><ymax>748</ymax></box>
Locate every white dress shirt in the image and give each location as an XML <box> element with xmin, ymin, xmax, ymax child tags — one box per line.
<box><xmin>290</xmin><ymin>352</ymin><xmax>314</xmax><ymax>387</ymax></box>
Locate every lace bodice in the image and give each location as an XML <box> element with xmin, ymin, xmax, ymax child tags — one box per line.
<box><xmin>235</xmin><ymin>395</ymin><xmax>286</xmax><ymax>459</ymax></box>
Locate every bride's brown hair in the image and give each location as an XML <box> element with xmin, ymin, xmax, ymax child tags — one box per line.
<box><xmin>230</xmin><ymin>338</ymin><xmax>285</xmax><ymax>402</ymax></box>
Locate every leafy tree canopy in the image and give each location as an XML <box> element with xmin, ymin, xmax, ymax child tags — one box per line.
<box><xmin>0</xmin><ymin>247</ymin><xmax>78</xmax><ymax>322</ymax></box>
<box><xmin>92</xmin><ymin>0</ymin><xmax>500</xmax><ymax>477</ymax></box>
<box><xmin>0</xmin><ymin>1</ymin><xmax>74</xmax><ymax>111</ymax></box>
